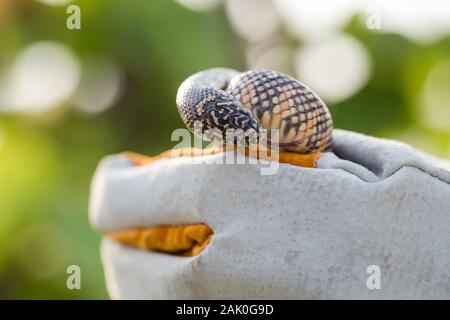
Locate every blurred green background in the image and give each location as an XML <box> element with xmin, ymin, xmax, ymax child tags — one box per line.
<box><xmin>0</xmin><ymin>0</ymin><xmax>449</xmax><ymax>299</ymax></box>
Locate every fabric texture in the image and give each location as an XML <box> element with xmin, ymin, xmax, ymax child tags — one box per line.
<box><xmin>89</xmin><ymin>129</ymin><xmax>450</xmax><ymax>299</ymax></box>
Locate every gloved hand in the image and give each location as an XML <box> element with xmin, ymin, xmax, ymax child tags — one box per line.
<box><xmin>89</xmin><ymin>129</ymin><xmax>450</xmax><ymax>299</ymax></box>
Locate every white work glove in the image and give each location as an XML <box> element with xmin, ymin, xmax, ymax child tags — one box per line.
<box><xmin>89</xmin><ymin>129</ymin><xmax>450</xmax><ymax>299</ymax></box>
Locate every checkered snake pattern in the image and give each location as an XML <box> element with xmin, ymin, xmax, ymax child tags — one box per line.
<box><xmin>176</xmin><ymin>68</ymin><xmax>333</xmax><ymax>153</ymax></box>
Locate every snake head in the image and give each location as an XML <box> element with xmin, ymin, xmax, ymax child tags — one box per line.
<box><xmin>178</xmin><ymin>87</ymin><xmax>261</xmax><ymax>146</ymax></box>
<box><xmin>202</xmin><ymin>97</ymin><xmax>261</xmax><ymax>146</ymax></box>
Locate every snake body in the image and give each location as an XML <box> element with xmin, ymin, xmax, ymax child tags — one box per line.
<box><xmin>176</xmin><ymin>68</ymin><xmax>333</xmax><ymax>153</ymax></box>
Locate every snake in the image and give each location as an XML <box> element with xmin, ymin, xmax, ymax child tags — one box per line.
<box><xmin>176</xmin><ymin>68</ymin><xmax>333</xmax><ymax>153</ymax></box>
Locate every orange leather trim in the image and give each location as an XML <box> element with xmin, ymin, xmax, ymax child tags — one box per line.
<box><xmin>107</xmin><ymin>224</ymin><xmax>213</xmax><ymax>257</ymax></box>
<box><xmin>123</xmin><ymin>146</ymin><xmax>321</xmax><ymax>168</ymax></box>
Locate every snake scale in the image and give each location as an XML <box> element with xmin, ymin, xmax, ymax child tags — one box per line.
<box><xmin>176</xmin><ymin>68</ymin><xmax>333</xmax><ymax>153</ymax></box>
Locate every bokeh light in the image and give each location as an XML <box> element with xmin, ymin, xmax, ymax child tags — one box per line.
<box><xmin>73</xmin><ymin>56</ymin><xmax>125</xmax><ymax>115</ymax></box>
<box><xmin>0</xmin><ymin>41</ymin><xmax>81</xmax><ymax>114</ymax></box>
<box><xmin>274</xmin><ymin>0</ymin><xmax>450</xmax><ymax>43</ymax></box>
<box><xmin>373</xmin><ymin>0</ymin><xmax>450</xmax><ymax>43</ymax></box>
<box><xmin>294</xmin><ymin>34</ymin><xmax>371</xmax><ymax>103</ymax></box>
<box><xmin>420</xmin><ymin>60</ymin><xmax>450</xmax><ymax>131</ymax></box>
<box><xmin>225</xmin><ymin>0</ymin><xmax>280</xmax><ymax>42</ymax></box>
<box><xmin>275</xmin><ymin>0</ymin><xmax>357</xmax><ymax>41</ymax></box>
<box><xmin>246</xmin><ymin>44</ymin><xmax>293</xmax><ymax>74</ymax></box>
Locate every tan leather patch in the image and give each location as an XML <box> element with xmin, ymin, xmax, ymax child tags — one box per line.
<box><xmin>107</xmin><ymin>224</ymin><xmax>213</xmax><ymax>257</ymax></box>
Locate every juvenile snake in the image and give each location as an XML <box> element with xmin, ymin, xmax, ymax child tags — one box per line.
<box><xmin>176</xmin><ymin>68</ymin><xmax>333</xmax><ymax>153</ymax></box>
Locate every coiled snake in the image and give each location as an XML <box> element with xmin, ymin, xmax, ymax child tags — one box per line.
<box><xmin>176</xmin><ymin>68</ymin><xmax>333</xmax><ymax>154</ymax></box>
<box><xmin>107</xmin><ymin>69</ymin><xmax>334</xmax><ymax>256</ymax></box>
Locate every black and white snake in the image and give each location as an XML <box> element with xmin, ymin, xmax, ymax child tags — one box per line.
<box><xmin>176</xmin><ymin>68</ymin><xmax>333</xmax><ymax>153</ymax></box>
